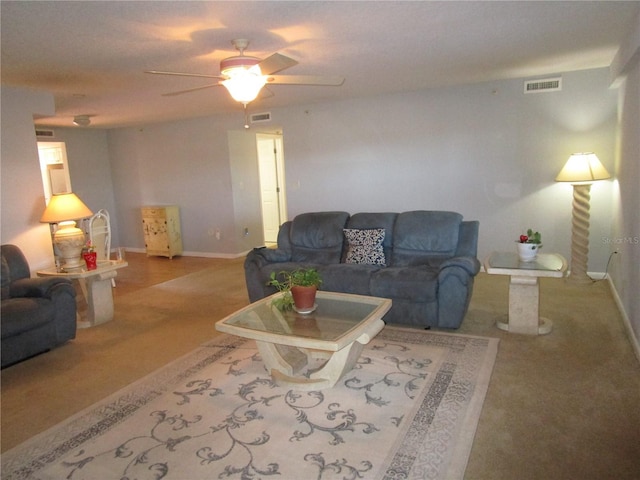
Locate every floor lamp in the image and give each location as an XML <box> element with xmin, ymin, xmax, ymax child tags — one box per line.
<box><xmin>555</xmin><ymin>153</ymin><xmax>610</xmax><ymax>284</ymax></box>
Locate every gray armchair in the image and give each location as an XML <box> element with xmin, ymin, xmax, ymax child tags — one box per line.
<box><xmin>1</xmin><ymin>244</ymin><xmax>77</xmax><ymax>368</ymax></box>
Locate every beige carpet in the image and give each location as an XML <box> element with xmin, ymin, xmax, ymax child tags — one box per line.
<box><xmin>2</xmin><ymin>327</ymin><xmax>498</xmax><ymax>480</ymax></box>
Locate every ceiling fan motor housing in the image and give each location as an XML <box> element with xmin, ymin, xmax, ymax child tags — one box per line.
<box><xmin>220</xmin><ymin>56</ymin><xmax>261</xmax><ymax>76</ymax></box>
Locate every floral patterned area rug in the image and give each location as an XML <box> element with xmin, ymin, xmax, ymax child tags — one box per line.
<box><xmin>2</xmin><ymin>327</ymin><xmax>498</xmax><ymax>480</ymax></box>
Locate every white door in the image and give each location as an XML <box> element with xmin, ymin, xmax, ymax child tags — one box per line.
<box><xmin>256</xmin><ymin>134</ymin><xmax>286</xmax><ymax>244</ymax></box>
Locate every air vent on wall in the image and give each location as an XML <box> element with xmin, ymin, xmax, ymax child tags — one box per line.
<box><xmin>524</xmin><ymin>77</ymin><xmax>562</xmax><ymax>94</ymax></box>
<box><xmin>35</xmin><ymin>128</ymin><xmax>55</xmax><ymax>138</ymax></box>
<box><xmin>250</xmin><ymin>112</ymin><xmax>271</xmax><ymax>123</ymax></box>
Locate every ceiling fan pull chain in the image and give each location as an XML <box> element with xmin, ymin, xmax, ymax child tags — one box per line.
<box><xmin>244</xmin><ymin>104</ymin><xmax>250</xmax><ymax>129</ymax></box>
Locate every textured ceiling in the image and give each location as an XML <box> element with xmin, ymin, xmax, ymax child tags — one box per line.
<box><xmin>2</xmin><ymin>1</ymin><xmax>638</xmax><ymax>128</ymax></box>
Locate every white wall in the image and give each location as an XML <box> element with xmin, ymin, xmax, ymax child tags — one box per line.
<box><xmin>610</xmin><ymin>12</ymin><xmax>640</xmax><ymax>349</ymax></box>
<box><xmin>279</xmin><ymin>69</ymin><xmax>617</xmax><ymax>269</ymax></box>
<box><xmin>0</xmin><ymin>86</ymin><xmax>58</xmax><ymax>270</ymax></box>
<box><xmin>228</xmin><ymin>129</ymin><xmax>264</xmax><ymax>253</ymax></box>
<box><xmin>106</xmin><ymin>117</ymin><xmax>239</xmax><ymax>254</ymax></box>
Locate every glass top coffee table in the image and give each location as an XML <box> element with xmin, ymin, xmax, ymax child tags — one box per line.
<box><xmin>215</xmin><ymin>291</ymin><xmax>392</xmax><ymax>390</ymax></box>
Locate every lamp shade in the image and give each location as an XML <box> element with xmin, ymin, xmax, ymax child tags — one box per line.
<box><xmin>40</xmin><ymin>192</ymin><xmax>93</xmax><ymax>223</ymax></box>
<box><xmin>555</xmin><ymin>152</ymin><xmax>611</xmax><ymax>183</ymax></box>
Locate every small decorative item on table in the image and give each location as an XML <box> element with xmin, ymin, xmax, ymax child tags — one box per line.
<box><xmin>82</xmin><ymin>241</ymin><xmax>98</xmax><ymax>270</ymax></box>
<box><xmin>516</xmin><ymin>229</ymin><xmax>542</xmax><ymax>262</ymax></box>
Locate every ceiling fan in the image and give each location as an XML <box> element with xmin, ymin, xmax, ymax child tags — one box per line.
<box><xmin>146</xmin><ymin>39</ymin><xmax>345</xmax><ymax>105</ymax></box>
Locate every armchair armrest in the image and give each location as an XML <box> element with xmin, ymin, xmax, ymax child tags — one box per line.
<box><xmin>10</xmin><ymin>277</ymin><xmax>75</xmax><ymax>300</ymax></box>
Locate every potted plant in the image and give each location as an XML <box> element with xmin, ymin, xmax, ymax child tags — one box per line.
<box><xmin>516</xmin><ymin>229</ymin><xmax>542</xmax><ymax>262</ymax></box>
<box><xmin>267</xmin><ymin>267</ymin><xmax>323</xmax><ymax>313</ymax></box>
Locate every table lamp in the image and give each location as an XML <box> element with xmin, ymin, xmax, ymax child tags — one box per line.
<box><xmin>555</xmin><ymin>152</ymin><xmax>610</xmax><ymax>284</ymax></box>
<box><xmin>40</xmin><ymin>192</ymin><xmax>93</xmax><ymax>270</ymax></box>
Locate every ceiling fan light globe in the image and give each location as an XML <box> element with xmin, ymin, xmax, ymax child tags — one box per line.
<box><xmin>222</xmin><ymin>71</ymin><xmax>267</xmax><ymax>104</ymax></box>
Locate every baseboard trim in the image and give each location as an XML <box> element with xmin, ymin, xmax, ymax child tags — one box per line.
<box><xmin>182</xmin><ymin>250</ymin><xmax>249</xmax><ymax>259</ymax></box>
<box><xmin>121</xmin><ymin>247</ymin><xmax>248</xmax><ymax>260</ymax></box>
<box><xmin>606</xmin><ymin>275</ymin><xmax>640</xmax><ymax>365</ymax></box>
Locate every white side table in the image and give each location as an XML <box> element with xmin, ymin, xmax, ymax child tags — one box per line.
<box><xmin>37</xmin><ymin>260</ymin><xmax>128</xmax><ymax>328</ymax></box>
<box><xmin>483</xmin><ymin>252</ymin><xmax>567</xmax><ymax>335</ymax></box>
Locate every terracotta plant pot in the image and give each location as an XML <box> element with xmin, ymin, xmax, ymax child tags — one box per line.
<box><xmin>291</xmin><ymin>285</ymin><xmax>317</xmax><ymax>310</ymax></box>
<box><xmin>83</xmin><ymin>251</ymin><xmax>98</xmax><ymax>270</ymax></box>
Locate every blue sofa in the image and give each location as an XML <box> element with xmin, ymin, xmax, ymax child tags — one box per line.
<box><xmin>1</xmin><ymin>244</ymin><xmax>77</xmax><ymax>368</ymax></box>
<box><xmin>244</xmin><ymin>211</ymin><xmax>480</xmax><ymax>329</ymax></box>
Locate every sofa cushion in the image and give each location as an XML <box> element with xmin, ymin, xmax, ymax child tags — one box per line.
<box><xmin>370</xmin><ymin>266</ymin><xmax>439</xmax><ymax>302</ymax></box>
<box><xmin>290</xmin><ymin>212</ymin><xmax>349</xmax><ymax>264</ymax></box>
<box><xmin>343</xmin><ymin>228</ymin><xmax>386</xmax><ymax>265</ymax></box>
<box><xmin>391</xmin><ymin>211</ymin><xmax>462</xmax><ymax>266</ymax></box>
<box><xmin>318</xmin><ymin>263</ymin><xmax>381</xmax><ymax>295</ymax></box>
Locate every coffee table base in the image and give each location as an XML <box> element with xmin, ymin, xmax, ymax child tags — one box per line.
<box><xmin>255</xmin><ymin>318</ymin><xmax>384</xmax><ymax>390</ymax></box>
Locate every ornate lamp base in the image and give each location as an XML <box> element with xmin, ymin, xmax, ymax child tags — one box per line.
<box><xmin>567</xmin><ymin>183</ymin><xmax>593</xmax><ymax>285</ymax></box>
<box><xmin>53</xmin><ymin>220</ymin><xmax>86</xmax><ymax>270</ymax></box>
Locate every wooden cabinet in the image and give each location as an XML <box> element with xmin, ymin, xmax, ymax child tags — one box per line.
<box><xmin>141</xmin><ymin>206</ymin><xmax>183</xmax><ymax>259</ymax></box>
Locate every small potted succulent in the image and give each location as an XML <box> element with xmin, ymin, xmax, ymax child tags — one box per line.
<box><xmin>267</xmin><ymin>268</ymin><xmax>323</xmax><ymax>313</ymax></box>
<box><xmin>516</xmin><ymin>229</ymin><xmax>542</xmax><ymax>262</ymax></box>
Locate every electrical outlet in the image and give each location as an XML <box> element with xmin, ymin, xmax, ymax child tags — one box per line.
<box><xmin>215</xmin><ymin>229</ymin><xmax>221</xmax><ymax>240</ymax></box>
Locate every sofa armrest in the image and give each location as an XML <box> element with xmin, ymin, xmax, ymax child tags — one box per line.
<box><xmin>244</xmin><ymin>248</ymin><xmax>293</xmax><ymax>303</ymax></box>
<box><xmin>439</xmin><ymin>256</ymin><xmax>481</xmax><ymax>276</ymax></box>
<box><xmin>456</xmin><ymin>221</ymin><xmax>479</xmax><ymax>257</ymax></box>
<box><xmin>10</xmin><ymin>277</ymin><xmax>75</xmax><ymax>300</ymax></box>
<box><xmin>436</xmin><ymin>259</ymin><xmax>479</xmax><ymax>328</ymax></box>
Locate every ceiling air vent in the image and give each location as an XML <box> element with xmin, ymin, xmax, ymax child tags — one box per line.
<box><xmin>35</xmin><ymin>128</ymin><xmax>55</xmax><ymax>138</ymax></box>
<box><xmin>250</xmin><ymin>112</ymin><xmax>271</xmax><ymax>123</ymax></box>
<box><xmin>524</xmin><ymin>77</ymin><xmax>562</xmax><ymax>94</ymax></box>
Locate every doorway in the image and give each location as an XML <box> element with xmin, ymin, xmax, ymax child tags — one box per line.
<box><xmin>37</xmin><ymin>142</ymin><xmax>72</xmax><ymax>204</ymax></box>
<box><xmin>256</xmin><ymin>133</ymin><xmax>287</xmax><ymax>245</ymax></box>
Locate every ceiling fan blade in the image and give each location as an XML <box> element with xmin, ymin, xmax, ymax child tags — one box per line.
<box><xmin>162</xmin><ymin>83</ymin><xmax>221</xmax><ymax>97</ymax></box>
<box><xmin>258</xmin><ymin>53</ymin><xmax>298</xmax><ymax>75</ymax></box>
<box><xmin>266</xmin><ymin>75</ymin><xmax>345</xmax><ymax>86</ymax></box>
<box><xmin>145</xmin><ymin>70</ymin><xmax>223</xmax><ymax>79</ymax></box>
<box><xmin>259</xmin><ymin>86</ymin><xmax>275</xmax><ymax>100</ymax></box>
